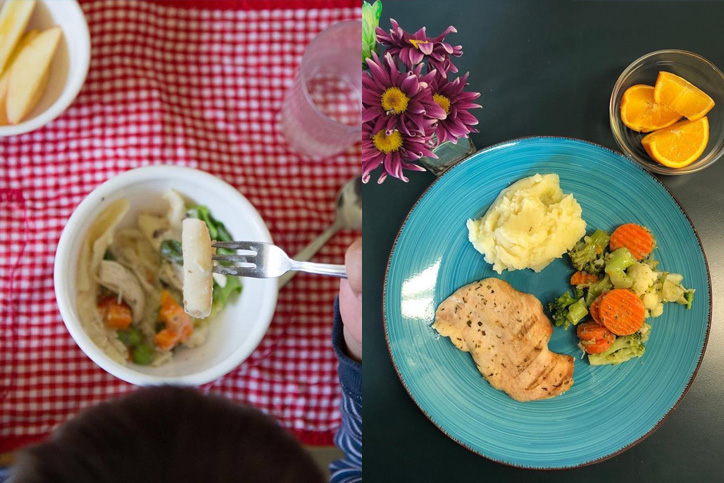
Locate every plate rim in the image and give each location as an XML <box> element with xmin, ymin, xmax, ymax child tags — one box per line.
<box><xmin>382</xmin><ymin>135</ymin><xmax>713</xmax><ymax>470</ymax></box>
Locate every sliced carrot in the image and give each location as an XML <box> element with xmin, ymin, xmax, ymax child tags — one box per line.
<box><xmin>576</xmin><ymin>321</ymin><xmax>610</xmax><ymax>341</ymax></box>
<box><xmin>589</xmin><ymin>295</ymin><xmax>604</xmax><ymax>324</ymax></box>
<box><xmin>599</xmin><ymin>289</ymin><xmax>646</xmax><ymax>336</ymax></box>
<box><xmin>609</xmin><ymin>223</ymin><xmax>654</xmax><ymax>261</ymax></box>
<box><xmin>97</xmin><ymin>296</ymin><xmax>133</xmax><ymax>330</ymax></box>
<box><xmin>577</xmin><ymin>321</ymin><xmax>615</xmax><ymax>354</ymax></box>
<box><xmin>580</xmin><ymin>334</ymin><xmax>615</xmax><ymax>354</ymax></box>
<box><xmin>154</xmin><ymin>329</ymin><xmax>180</xmax><ymax>352</ymax></box>
<box><xmin>570</xmin><ymin>271</ymin><xmax>599</xmax><ymax>286</ymax></box>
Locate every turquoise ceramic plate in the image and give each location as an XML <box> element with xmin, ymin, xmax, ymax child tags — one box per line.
<box><xmin>384</xmin><ymin>137</ymin><xmax>711</xmax><ymax>469</ymax></box>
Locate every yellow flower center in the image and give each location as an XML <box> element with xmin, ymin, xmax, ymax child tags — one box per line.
<box><xmin>372</xmin><ymin>130</ymin><xmax>403</xmax><ymax>154</ymax></box>
<box><xmin>433</xmin><ymin>93</ymin><xmax>451</xmax><ymax>115</ymax></box>
<box><xmin>409</xmin><ymin>39</ymin><xmax>429</xmax><ymax>50</ymax></box>
<box><xmin>381</xmin><ymin>87</ymin><xmax>409</xmax><ymax>114</ymax></box>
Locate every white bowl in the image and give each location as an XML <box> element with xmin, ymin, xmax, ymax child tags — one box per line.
<box><xmin>54</xmin><ymin>166</ymin><xmax>278</xmax><ymax>386</ymax></box>
<box><xmin>0</xmin><ymin>0</ymin><xmax>90</xmax><ymax>136</ymax></box>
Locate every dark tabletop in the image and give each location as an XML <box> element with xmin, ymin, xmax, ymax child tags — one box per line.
<box><xmin>363</xmin><ymin>1</ymin><xmax>724</xmax><ymax>481</ymax></box>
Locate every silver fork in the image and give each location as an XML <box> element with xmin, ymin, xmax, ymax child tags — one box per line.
<box><xmin>212</xmin><ymin>241</ymin><xmax>346</xmax><ymax>279</ymax></box>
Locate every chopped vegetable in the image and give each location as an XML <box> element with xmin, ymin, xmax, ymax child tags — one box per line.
<box><xmin>547</xmin><ymin>292</ymin><xmax>588</xmax><ymax>329</ymax></box>
<box><xmin>97</xmin><ymin>296</ymin><xmax>133</xmax><ymax>330</ymax></box>
<box><xmin>605</xmin><ymin>248</ymin><xmax>637</xmax><ymax>289</ymax></box>
<box><xmin>577</xmin><ymin>321</ymin><xmax>615</xmax><ymax>354</ymax></box>
<box><xmin>156</xmin><ymin>290</ymin><xmax>194</xmax><ymax>351</ymax></box>
<box><xmin>568</xmin><ymin>229</ymin><xmax>610</xmax><ymax>274</ymax></box>
<box><xmin>588</xmin><ymin>324</ymin><xmax>650</xmax><ymax>366</ymax></box>
<box><xmin>570</xmin><ymin>271</ymin><xmax>599</xmax><ymax>286</ymax></box>
<box><xmin>683</xmin><ymin>291</ymin><xmax>694</xmax><ymax>309</ymax></box>
<box><xmin>547</xmin><ymin>291</ymin><xmax>577</xmax><ymax>328</ymax></box>
<box><xmin>627</xmin><ymin>262</ymin><xmax>658</xmax><ymax>296</ymax></box>
<box><xmin>212</xmin><ymin>275</ymin><xmax>242</xmax><ymax>311</ymax></box>
<box><xmin>610</xmin><ymin>223</ymin><xmax>654</xmax><ymax>261</ymax></box>
<box><xmin>117</xmin><ymin>327</ymin><xmax>143</xmax><ymax>347</ymax></box>
<box><xmin>584</xmin><ymin>275</ymin><xmax>613</xmax><ymax>306</ymax></box>
<box><xmin>132</xmin><ymin>343</ymin><xmax>154</xmax><ymax>365</ymax></box>
<box><xmin>589</xmin><ymin>295</ymin><xmax>603</xmax><ymax>324</ymax></box>
<box><xmin>566</xmin><ymin>298</ymin><xmax>589</xmax><ymax>327</ymax></box>
<box><xmin>160</xmin><ymin>239</ymin><xmax>183</xmax><ymax>265</ymax></box>
<box><xmin>599</xmin><ymin>289</ymin><xmax>646</xmax><ymax>336</ymax></box>
<box><xmin>187</xmin><ymin>205</ymin><xmax>232</xmax><ymax>242</ymax></box>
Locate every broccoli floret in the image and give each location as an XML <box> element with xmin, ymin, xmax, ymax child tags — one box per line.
<box><xmin>584</xmin><ymin>274</ymin><xmax>613</xmax><ymax>306</ymax></box>
<box><xmin>547</xmin><ymin>291</ymin><xmax>576</xmax><ymax>327</ymax></box>
<box><xmin>588</xmin><ymin>323</ymin><xmax>651</xmax><ymax>366</ymax></box>
<box><xmin>547</xmin><ymin>292</ymin><xmax>587</xmax><ymax>329</ymax></box>
<box><xmin>605</xmin><ymin>248</ymin><xmax>637</xmax><ymax>289</ymax></box>
<box><xmin>568</xmin><ymin>229</ymin><xmax>611</xmax><ymax>274</ymax></box>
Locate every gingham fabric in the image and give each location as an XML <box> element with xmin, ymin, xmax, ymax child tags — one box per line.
<box><xmin>0</xmin><ymin>0</ymin><xmax>360</xmax><ymax>451</ymax></box>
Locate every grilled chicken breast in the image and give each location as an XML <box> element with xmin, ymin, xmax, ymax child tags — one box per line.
<box><xmin>433</xmin><ymin>278</ymin><xmax>574</xmax><ymax>402</ymax></box>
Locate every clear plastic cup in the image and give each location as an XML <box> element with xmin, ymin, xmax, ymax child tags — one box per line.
<box><xmin>280</xmin><ymin>20</ymin><xmax>362</xmax><ymax>159</ymax></box>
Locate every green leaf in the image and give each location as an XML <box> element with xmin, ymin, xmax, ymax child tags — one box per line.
<box><xmin>160</xmin><ymin>239</ymin><xmax>183</xmax><ymax>265</ymax></box>
<box><xmin>212</xmin><ymin>275</ymin><xmax>243</xmax><ymax>310</ymax></box>
<box><xmin>362</xmin><ymin>1</ymin><xmax>382</xmax><ymax>66</ymax></box>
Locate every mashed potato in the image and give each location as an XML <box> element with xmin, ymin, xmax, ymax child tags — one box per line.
<box><xmin>467</xmin><ymin>173</ymin><xmax>586</xmax><ymax>273</ymax></box>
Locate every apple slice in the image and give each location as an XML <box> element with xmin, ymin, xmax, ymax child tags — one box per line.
<box><xmin>6</xmin><ymin>26</ymin><xmax>62</xmax><ymax>125</ymax></box>
<box><xmin>0</xmin><ymin>0</ymin><xmax>36</xmax><ymax>73</ymax></box>
<box><xmin>0</xmin><ymin>29</ymin><xmax>39</xmax><ymax>124</ymax></box>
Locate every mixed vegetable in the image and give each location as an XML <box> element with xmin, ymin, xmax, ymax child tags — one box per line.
<box><xmin>548</xmin><ymin>223</ymin><xmax>694</xmax><ymax>366</ymax></box>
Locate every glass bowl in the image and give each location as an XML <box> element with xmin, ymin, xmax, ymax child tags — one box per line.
<box><xmin>609</xmin><ymin>50</ymin><xmax>724</xmax><ymax>175</ymax></box>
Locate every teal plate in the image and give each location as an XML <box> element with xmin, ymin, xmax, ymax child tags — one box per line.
<box><xmin>383</xmin><ymin>137</ymin><xmax>711</xmax><ymax>469</ymax></box>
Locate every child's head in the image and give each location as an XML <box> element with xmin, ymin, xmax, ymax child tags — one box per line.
<box><xmin>12</xmin><ymin>386</ymin><xmax>325</xmax><ymax>483</ymax></box>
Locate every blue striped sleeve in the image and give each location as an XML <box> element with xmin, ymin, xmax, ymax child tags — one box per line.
<box><xmin>330</xmin><ymin>297</ymin><xmax>362</xmax><ymax>483</ymax></box>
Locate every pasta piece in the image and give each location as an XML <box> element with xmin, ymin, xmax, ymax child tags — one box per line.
<box><xmin>182</xmin><ymin>218</ymin><xmax>213</xmax><ymax>318</ymax></box>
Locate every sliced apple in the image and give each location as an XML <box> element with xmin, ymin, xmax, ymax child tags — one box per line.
<box><xmin>0</xmin><ymin>0</ymin><xmax>36</xmax><ymax>73</ymax></box>
<box><xmin>0</xmin><ymin>29</ymin><xmax>39</xmax><ymax>124</ymax></box>
<box><xmin>6</xmin><ymin>26</ymin><xmax>61</xmax><ymax>125</ymax></box>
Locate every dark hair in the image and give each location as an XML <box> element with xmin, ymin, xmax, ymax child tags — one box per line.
<box><xmin>12</xmin><ymin>386</ymin><xmax>325</xmax><ymax>483</ymax></box>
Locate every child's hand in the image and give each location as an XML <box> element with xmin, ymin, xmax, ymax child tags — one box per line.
<box><xmin>339</xmin><ymin>238</ymin><xmax>362</xmax><ymax>362</ymax></box>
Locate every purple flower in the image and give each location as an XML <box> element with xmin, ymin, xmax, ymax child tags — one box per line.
<box><xmin>363</xmin><ymin>52</ymin><xmax>446</xmax><ymax>137</ymax></box>
<box><xmin>362</xmin><ymin>117</ymin><xmax>437</xmax><ymax>184</ymax></box>
<box><xmin>376</xmin><ymin>19</ymin><xmax>463</xmax><ymax>77</ymax></box>
<box><xmin>428</xmin><ymin>72</ymin><xmax>481</xmax><ymax>144</ymax></box>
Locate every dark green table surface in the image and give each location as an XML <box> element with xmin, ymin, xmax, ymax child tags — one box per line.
<box><xmin>363</xmin><ymin>1</ymin><xmax>724</xmax><ymax>481</ymax></box>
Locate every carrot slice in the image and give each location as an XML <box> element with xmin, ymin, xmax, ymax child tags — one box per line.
<box><xmin>576</xmin><ymin>321</ymin><xmax>610</xmax><ymax>341</ymax></box>
<box><xmin>570</xmin><ymin>271</ymin><xmax>599</xmax><ymax>286</ymax></box>
<box><xmin>580</xmin><ymin>334</ymin><xmax>615</xmax><ymax>354</ymax></box>
<box><xmin>589</xmin><ymin>295</ymin><xmax>604</xmax><ymax>324</ymax></box>
<box><xmin>609</xmin><ymin>223</ymin><xmax>654</xmax><ymax>261</ymax></box>
<box><xmin>599</xmin><ymin>289</ymin><xmax>646</xmax><ymax>336</ymax></box>
<box><xmin>577</xmin><ymin>321</ymin><xmax>615</xmax><ymax>354</ymax></box>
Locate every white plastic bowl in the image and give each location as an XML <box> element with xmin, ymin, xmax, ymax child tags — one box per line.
<box><xmin>54</xmin><ymin>166</ymin><xmax>278</xmax><ymax>386</ymax></box>
<box><xmin>0</xmin><ymin>0</ymin><xmax>90</xmax><ymax>136</ymax></box>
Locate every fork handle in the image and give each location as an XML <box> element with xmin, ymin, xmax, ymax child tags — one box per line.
<box><xmin>289</xmin><ymin>260</ymin><xmax>347</xmax><ymax>278</ymax></box>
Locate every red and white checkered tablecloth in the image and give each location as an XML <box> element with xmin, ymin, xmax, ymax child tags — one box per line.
<box><xmin>0</xmin><ymin>0</ymin><xmax>360</xmax><ymax>451</ymax></box>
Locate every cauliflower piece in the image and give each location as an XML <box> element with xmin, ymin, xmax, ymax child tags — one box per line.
<box><xmin>627</xmin><ymin>262</ymin><xmax>658</xmax><ymax>296</ymax></box>
<box><xmin>650</xmin><ymin>303</ymin><xmax>664</xmax><ymax>318</ymax></box>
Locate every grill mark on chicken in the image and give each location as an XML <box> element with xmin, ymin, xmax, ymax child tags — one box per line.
<box><xmin>432</xmin><ymin>278</ymin><xmax>574</xmax><ymax>402</ymax></box>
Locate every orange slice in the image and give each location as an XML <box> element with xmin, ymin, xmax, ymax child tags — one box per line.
<box><xmin>653</xmin><ymin>72</ymin><xmax>715</xmax><ymax>120</ymax></box>
<box><xmin>620</xmin><ymin>84</ymin><xmax>681</xmax><ymax>132</ymax></box>
<box><xmin>641</xmin><ymin>117</ymin><xmax>709</xmax><ymax>168</ymax></box>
